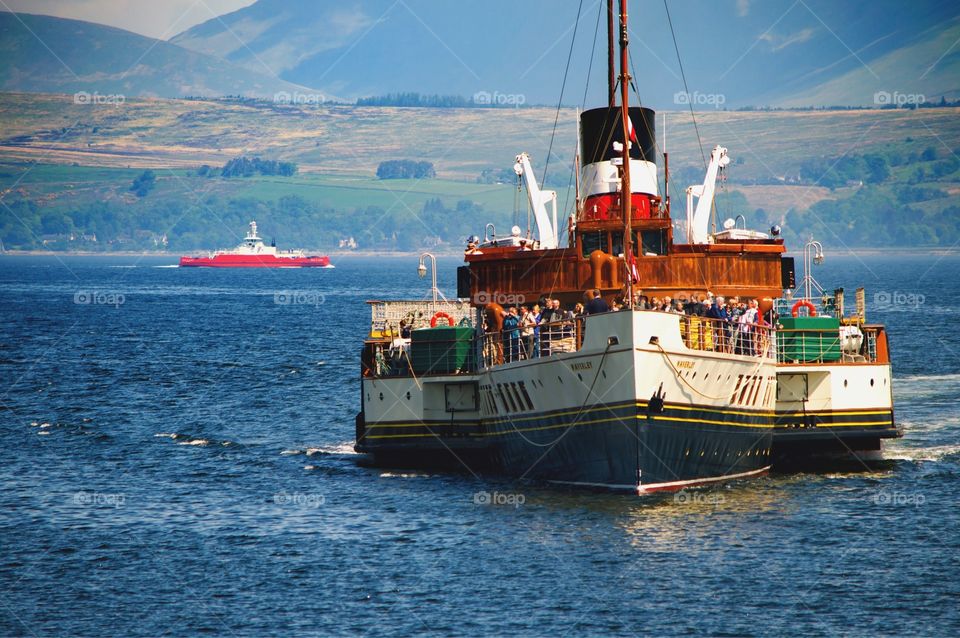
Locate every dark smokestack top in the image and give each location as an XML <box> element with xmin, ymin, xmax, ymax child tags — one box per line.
<box><xmin>580</xmin><ymin>106</ymin><xmax>657</xmax><ymax>166</ymax></box>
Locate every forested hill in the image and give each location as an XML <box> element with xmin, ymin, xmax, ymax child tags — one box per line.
<box><xmin>0</xmin><ymin>94</ymin><xmax>958</xmax><ymax>252</ymax></box>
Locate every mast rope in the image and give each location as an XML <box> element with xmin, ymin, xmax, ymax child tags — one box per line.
<box><xmin>507</xmin><ymin>342</ymin><xmax>614</xmax><ymax>449</ymax></box>
<box><xmin>663</xmin><ymin>0</ymin><xmax>706</xmax><ymax>171</ymax></box>
<box><xmin>663</xmin><ymin>0</ymin><xmax>725</xmax><ymax>235</ymax></box>
<box><xmin>654</xmin><ymin>341</ymin><xmax>768</xmax><ymax>401</ymax></box>
<box><xmin>542</xmin><ymin>0</ymin><xmax>585</xmax><ymax>188</ymax></box>
<box><xmin>561</xmin><ymin>0</ymin><xmax>606</xmax><ymax>225</ymax></box>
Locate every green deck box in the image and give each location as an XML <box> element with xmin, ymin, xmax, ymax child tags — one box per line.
<box><xmin>777</xmin><ymin>316</ymin><xmax>841</xmax><ymax>362</ymax></box>
<box><xmin>410</xmin><ymin>326</ymin><xmax>476</xmax><ymax>374</ymax></box>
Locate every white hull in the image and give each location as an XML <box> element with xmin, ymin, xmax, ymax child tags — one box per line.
<box><xmin>360</xmin><ymin>311</ymin><xmax>777</xmax><ymax>491</ymax></box>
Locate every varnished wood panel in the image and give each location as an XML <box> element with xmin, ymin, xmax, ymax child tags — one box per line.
<box><xmin>464</xmin><ymin>245</ymin><xmax>785</xmax><ymax>306</ymax></box>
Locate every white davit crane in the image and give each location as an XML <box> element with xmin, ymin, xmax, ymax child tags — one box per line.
<box><xmin>513</xmin><ymin>152</ymin><xmax>559</xmax><ymax>250</ymax></box>
<box><xmin>685</xmin><ymin>145</ymin><xmax>731</xmax><ymax>244</ymax></box>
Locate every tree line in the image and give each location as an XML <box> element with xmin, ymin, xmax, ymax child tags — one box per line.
<box><xmin>357</xmin><ymin>93</ymin><xmax>473</xmax><ymax>108</ymax></box>
<box><xmin>219</xmin><ymin>156</ymin><xmax>298</xmax><ymax>178</ymax></box>
<box><xmin>376</xmin><ymin>160</ymin><xmax>436</xmax><ymax>180</ymax></box>
<box><xmin>0</xmin><ymin>193</ymin><xmax>499</xmax><ymax>252</ymax></box>
<box><xmin>4</xmin><ymin>141</ymin><xmax>958</xmax><ymax>251</ymax></box>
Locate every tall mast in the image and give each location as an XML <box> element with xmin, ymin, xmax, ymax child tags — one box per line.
<box><xmin>607</xmin><ymin>0</ymin><xmax>616</xmax><ymax>106</ymax></box>
<box><xmin>619</xmin><ymin>0</ymin><xmax>633</xmax><ymax>305</ymax></box>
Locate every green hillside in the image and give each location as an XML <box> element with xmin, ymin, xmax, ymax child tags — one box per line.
<box><xmin>0</xmin><ymin>93</ymin><xmax>958</xmax><ymax>252</ymax></box>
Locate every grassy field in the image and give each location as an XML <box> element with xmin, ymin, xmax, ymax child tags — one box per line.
<box><xmin>2</xmin><ymin>92</ymin><xmax>958</xmax><ymax>178</ymax></box>
<box><xmin>224</xmin><ymin>175</ymin><xmax>535</xmax><ymax>212</ymax></box>
<box><xmin>0</xmin><ymin>160</ymin><xmax>549</xmax><ymax>217</ymax></box>
<box><xmin>1</xmin><ymin>92</ymin><xmax>958</xmax><ymax>250</ymax></box>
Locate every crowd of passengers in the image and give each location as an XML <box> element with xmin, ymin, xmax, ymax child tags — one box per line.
<box><xmin>488</xmin><ymin>289</ymin><xmax>776</xmax><ymax>361</ymax></box>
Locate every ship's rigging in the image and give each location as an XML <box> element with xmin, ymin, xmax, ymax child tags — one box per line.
<box><xmin>540</xmin><ymin>0</ymin><xmax>725</xmax><ymax>252</ymax></box>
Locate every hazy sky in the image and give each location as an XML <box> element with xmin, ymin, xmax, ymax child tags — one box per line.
<box><xmin>1</xmin><ymin>0</ymin><xmax>256</xmax><ymax>39</ymax></box>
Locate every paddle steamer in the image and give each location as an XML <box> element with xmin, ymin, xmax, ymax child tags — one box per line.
<box><xmin>356</xmin><ymin>1</ymin><xmax>784</xmax><ymax>493</ymax></box>
<box><xmin>355</xmin><ymin>1</ymin><xmax>899</xmax><ymax>491</ymax></box>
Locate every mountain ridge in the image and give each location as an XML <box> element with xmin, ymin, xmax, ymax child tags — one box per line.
<box><xmin>1</xmin><ymin>2</ymin><xmax>958</xmax><ymax>106</ymax></box>
<box><xmin>170</xmin><ymin>0</ymin><xmax>960</xmax><ymax>108</ymax></box>
<box><xmin>0</xmin><ymin>11</ymin><xmax>308</xmax><ymax>99</ymax></box>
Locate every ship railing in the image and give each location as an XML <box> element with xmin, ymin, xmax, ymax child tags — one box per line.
<box><xmin>365</xmin><ymin>310</ymin><xmax>777</xmax><ymax>378</ymax></box>
<box><xmin>478</xmin><ymin>313</ymin><xmax>775</xmax><ymax>369</ymax></box>
<box><xmin>863</xmin><ymin>326</ymin><xmax>879</xmax><ymax>362</ymax></box>
<box><xmin>367</xmin><ymin>299</ymin><xmax>475</xmax><ymax>338</ymax></box>
<box><xmin>679</xmin><ymin>315</ymin><xmax>776</xmax><ymax>359</ymax></box>
<box><xmin>772</xmin><ymin>295</ymin><xmax>884</xmax><ymax>364</ymax></box>
<box><xmin>775</xmin><ymin>325</ymin><xmax>880</xmax><ymax>364</ymax></box>
<box><xmin>773</xmin><ymin>297</ymin><xmax>835</xmax><ymax>319</ymax></box>
<box><xmin>775</xmin><ymin>327</ymin><xmax>843</xmax><ymax>364</ymax></box>
<box><xmin>479</xmin><ymin>317</ymin><xmax>584</xmax><ymax>368</ymax></box>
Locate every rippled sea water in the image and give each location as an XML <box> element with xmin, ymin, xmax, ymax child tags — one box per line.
<box><xmin>1</xmin><ymin>253</ymin><xmax>958</xmax><ymax>637</ymax></box>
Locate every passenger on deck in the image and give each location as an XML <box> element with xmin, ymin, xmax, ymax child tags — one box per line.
<box><xmin>540</xmin><ymin>298</ymin><xmax>563</xmax><ymax>324</ymax></box>
<box><xmin>705</xmin><ymin>296</ymin><xmax>724</xmax><ymax>320</ymax></box>
<box><xmin>539</xmin><ymin>299</ymin><xmax>562</xmax><ymax>357</ymax></box>
<box><xmin>584</xmin><ymin>289</ymin><xmax>609</xmax><ymax>315</ymax></box>
<box><xmin>738</xmin><ymin>299</ymin><xmax>759</xmax><ymax>356</ymax></box>
<box><xmin>531</xmin><ymin>303</ymin><xmax>542</xmax><ymax>358</ymax></box>
<box><xmin>502</xmin><ymin>306</ymin><xmax>521</xmax><ymax>362</ymax></box>
<box><xmin>706</xmin><ymin>296</ymin><xmax>728</xmax><ymax>351</ymax></box>
<box><xmin>520</xmin><ymin>305</ymin><xmax>537</xmax><ymax>360</ymax></box>
<box><xmin>755</xmin><ymin>302</ymin><xmax>771</xmax><ymax>356</ymax></box>
<box><xmin>745</xmin><ymin>300</ymin><xmax>758</xmax><ymax>349</ymax></box>
<box><xmin>724</xmin><ymin>298</ymin><xmax>738</xmax><ymax>352</ymax></box>
<box><xmin>399</xmin><ymin>319</ymin><xmax>411</xmax><ymax>339</ymax></box>
<box><xmin>684</xmin><ymin>297</ymin><xmax>703</xmax><ymax>317</ymax></box>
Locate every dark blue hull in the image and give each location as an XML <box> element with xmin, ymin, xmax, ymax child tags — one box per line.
<box><xmin>772</xmin><ymin>408</ymin><xmax>900</xmax><ymax>469</ymax></box>
<box><xmin>488</xmin><ymin>400</ymin><xmax>772</xmax><ymax>491</ymax></box>
<box><xmin>357</xmin><ymin>400</ymin><xmax>773</xmax><ymax>492</ymax></box>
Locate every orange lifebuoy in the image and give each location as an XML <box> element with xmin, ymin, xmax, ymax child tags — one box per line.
<box><xmin>430</xmin><ymin>311</ymin><xmax>454</xmax><ymax>328</ymax></box>
<box><xmin>791</xmin><ymin>300</ymin><xmax>817</xmax><ymax>317</ymax></box>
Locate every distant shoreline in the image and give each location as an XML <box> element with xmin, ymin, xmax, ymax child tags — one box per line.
<box><xmin>0</xmin><ymin>249</ymin><xmax>465</xmax><ymax>258</ymax></box>
<box><xmin>2</xmin><ymin>247</ymin><xmax>959</xmax><ymax>258</ymax></box>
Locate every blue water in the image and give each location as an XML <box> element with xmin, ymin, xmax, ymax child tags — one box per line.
<box><xmin>1</xmin><ymin>253</ymin><xmax>958</xmax><ymax>637</ymax></box>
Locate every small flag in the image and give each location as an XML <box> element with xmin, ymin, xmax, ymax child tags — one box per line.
<box><xmin>627</xmin><ymin>116</ymin><xmax>638</xmax><ymax>144</ymax></box>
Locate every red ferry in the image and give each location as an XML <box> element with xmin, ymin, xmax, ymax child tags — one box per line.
<box><xmin>179</xmin><ymin>221</ymin><xmax>330</xmax><ymax>268</ymax></box>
